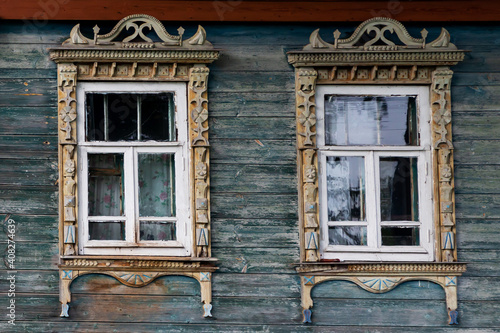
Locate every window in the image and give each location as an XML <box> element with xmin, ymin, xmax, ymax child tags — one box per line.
<box><xmin>77</xmin><ymin>82</ymin><xmax>191</xmax><ymax>256</ymax></box>
<box><xmin>316</xmin><ymin>86</ymin><xmax>433</xmax><ymax>261</ymax></box>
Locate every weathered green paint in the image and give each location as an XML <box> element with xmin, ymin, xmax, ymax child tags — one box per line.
<box><xmin>0</xmin><ymin>20</ymin><xmax>499</xmax><ymax>331</ymax></box>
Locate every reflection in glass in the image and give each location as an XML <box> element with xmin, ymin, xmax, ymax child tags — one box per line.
<box><xmin>326</xmin><ymin>156</ymin><xmax>365</xmax><ymax>221</ymax></box>
<box><xmin>382</xmin><ymin>226</ymin><xmax>420</xmax><ymax>246</ymax></box>
<box><xmin>140</xmin><ymin>221</ymin><xmax>176</xmax><ymax>241</ymax></box>
<box><xmin>86</xmin><ymin>93</ymin><xmax>175</xmax><ymax>142</ymax></box>
<box><xmin>324</xmin><ymin>95</ymin><xmax>418</xmax><ymax>146</ymax></box>
<box><xmin>89</xmin><ymin>222</ymin><xmax>124</xmax><ymax>240</ymax></box>
<box><xmin>88</xmin><ymin>153</ymin><xmax>124</xmax><ymax>216</ymax></box>
<box><xmin>380</xmin><ymin>157</ymin><xmax>419</xmax><ymax>221</ymax></box>
<box><xmin>141</xmin><ymin>93</ymin><xmax>175</xmax><ymax>141</ymax></box>
<box><xmin>329</xmin><ymin>226</ymin><xmax>367</xmax><ymax>246</ymax></box>
<box><xmin>138</xmin><ymin>153</ymin><xmax>176</xmax><ymax>217</ymax></box>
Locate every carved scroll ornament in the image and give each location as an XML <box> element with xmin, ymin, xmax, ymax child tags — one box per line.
<box><xmin>64</xmin><ymin>14</ymin><xmax>211</xmax><ymax>48</ymax></box>
<box><xmin>304</xmin><ymin>17</ymin><xmax>457</xmax><ymax>51</ymax></box>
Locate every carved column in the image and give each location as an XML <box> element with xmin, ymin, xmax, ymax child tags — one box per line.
<box><xmin>296</xmin><ymin>69</ymin><xmax>319</xmax><ymax>262</ymax></box>
<box><xmin>189</xmin><ymin>65</ymin><xmax>211</xmax><ymax>257</ymax></box>
<box><xmin>58</xmin><ymin>63</ymin><xmax>78</xmax><ymax>256</ymax></box>
<box><xmin>431</xmin><ymin>68</ymin><xmax>456</xmax><ymax>263</ymax></box>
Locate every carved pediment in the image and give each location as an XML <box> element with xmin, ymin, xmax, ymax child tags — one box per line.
<box><xmin>303</xmin><ymin>17</ymin><xmax>457</xmax><ymax>51</ymax></box>
<box><xmin>62</xmin><ymin>14</ymin><xmax>212</xmax><ymax>49</ymax></box>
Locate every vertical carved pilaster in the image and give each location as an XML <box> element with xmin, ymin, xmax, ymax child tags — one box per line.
<box><xmin>189</xmin><ymin>66</ymin><xmax>210</xmax><ymax>146</ymax></box>
<box><xmin>189</xmin><ymin>65</ymin><xmax>211</xmax><ymax>257</ymax></box>
<box><xmin>297</xmin><ymin>68</ymin><xmax>319</xmax><ymax>262</ymax></box>
<box><xmin>297</xmin><ymin>69</ymin><xmax>318</xmax><ymax>149</ymax></box>
<box><xmin>58</xmin><ymin>63</ymin><xmax>78</xmax><ymax>256</ymax></box>
<box><xmin>431</xmin><ymin>68</ymin><xmax>456</xmax><ymax>262</ymax></box>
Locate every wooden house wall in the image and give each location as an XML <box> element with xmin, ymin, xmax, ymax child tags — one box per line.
<box><xmin>0</xmin><ymin>21</ymin><xmax>499</xmax><ymax>332</ymax></box>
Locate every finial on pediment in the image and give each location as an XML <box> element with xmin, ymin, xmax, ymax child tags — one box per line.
<box><xmin>93</xmin><ymin>25</ymin><xmax>100</xmax><ymax>44</ymax></box>
<box><xmin>63</xmin><ymin>14</ymin><xmax>212</xmax><ymax>49</ymax></box>
<box><xmin>302</xmin><ymin>17</ymin><xmax>458</xmax><ymax>51</ymax></box>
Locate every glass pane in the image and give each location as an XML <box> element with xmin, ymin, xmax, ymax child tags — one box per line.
<box><xmin>86</xmin><ymin>93</ymin><xmax>175</xmax><ymax>142</ymax></box>
<box><xmin>88</xmin><ymin>153</ymin><xmax>124</xmax><ymax>216</ymax></box>
<box><xmin>329</xmin><ymin>226</ymin><xmax>367</xmax><ymax>246</ymax></box>
<box><xmin>89</xmin><ymin>221</ymin><xmax>125</xmax><ymax>240</ymax></box>
<box><xmin>324</xmin><ymin>95</ymin><xmax>418</xmax><ymax>146</ymax></box>
<box><xmin>382</xmin><ymin>226</ymin><xmax>420</xmax><ymax>246</ymax></box>
<box><xmin>326</xmin><ymin>156</ymin><xmax>365</xmax><ymax>221</ymax></box>
<box><xmin>140</xmin><ymin>221</ymin><xmax>176</xmax><ymax>241</ymax></box>
<box><xmin>86</xmin><ymin>93</ymin><xmax>105</xmax><ymax>141</ymax></box>
<box><xmin>138</xmin><ymin>153</ymin><xmax>176</xmax><ymax>217</ymax></box>
<box><xmin>141</xmin><ymin>93</ymin><xmax>175</xmax><ymax>141</ymax></box>
<box><xmin>107</xmin><ymin>93</ymin><xmax>138</xmax><ymax>141</ymax></box>
<box><xmin>380</xmin><ymin>157</ymin><xmax>419</xmax><ymax>221</ymax></box>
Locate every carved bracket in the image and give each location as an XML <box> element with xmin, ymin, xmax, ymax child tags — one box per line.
<box><xmin>297</xmin><ymin>263</ymin><xmax>466</xmax><ymax>325</ymax></box>
<box><xmin>59</xmin><ymin>267</ymin><xmax>215</xmax><ymax>318</ymax></box>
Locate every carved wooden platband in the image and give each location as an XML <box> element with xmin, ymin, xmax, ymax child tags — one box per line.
<box><xmin>289</xmin><ymin>18</ymin><xmax>465</xmax><ymax>325</ymax></box>
<box><xmin>52</xmin><ymin>14</ymin><xmax>219</xmax><ymax>319</ymax></box>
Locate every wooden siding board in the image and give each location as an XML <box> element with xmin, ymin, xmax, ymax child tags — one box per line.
<box><xmin>0</xmin><ymin>21</ymin><xmax>499</xmax><ymax>331</ymax></box>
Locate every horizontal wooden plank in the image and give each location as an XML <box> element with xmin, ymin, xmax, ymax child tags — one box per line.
<box><xmin>2</xmin><ymin>269</ymin><xmax>499</xmax><ymax>302</ymax></box>
<box><xmin>209</xmin><ymin>92</ymin><xmax>295</xmax><ymax>118</ymax></box>
<box><xmin>10</xmin><ymin>293</ymin><xmax>499</xmax><ymax>327</ymax></box>
<box><xmin>0</xmin><ymin>107</ymin><xmax>57</xmax><ymax>135</ymax></box>
<box><xmin>211</xmin><ymin>138</ymin><xmax>296</xmax><ymax>165</ymax></box>
<box><xmin>210</xmin><ymin>116</ymin><xmax>294</xmax><ymax>140</ymax></box>
<box><xmin>211</xmin><ymin>164</ymin><xmax>296</xmax><ymax>193</ymax></box>
<box><xmin>0</xmin><ymin>135</ymin><xmax>57</xmax><ymax>159</ymax></box>
<box><xmin>453</xmin><ymin>111</ymin><xmax>500</xmax><ymax>141</ymax></box>
<box><xmin>2</xmin><ymin>1</ymin><xmax>500</xmax><ymax>22</ymax></box>
<box><xmin>2</xmin><ymin>322</ymin><xmax>499</xmax><ymax>333</ymax></box>
<box><xmin>454</xmin><ymin>140</ymin><xmax>500</xmax><ymax>165</ymax></box>
<box><xmin>456</xmin><ymin>194</ymin><xmax>500</xmax><ymax>219</ymax></box>
<box><xmin>211</xmin><ymin>193</ymin><xmax>298</xmax><ymax>219</ymax></box>
<box><xmin>0</xmin><ymin>214</ymin><xmax>58</xmax><ymax>242</ymax></box>
<box><xmin>455</xmin><ymin>165</ymin><xmax>500</xmax><ymax>194</ymax></box>
<box><xmin>0</xmin><ymin>185</ymin><xmax>58</xmax><ymax>215</ymax></box>
<box><xmin>0</xmin><ymin>158</ymin><xmax>57</xmax><ymax>186</ymax></box>
<box><xmin>213</xmin><ymin>247</ymin><xmax>299</xmax><ymax>274</ymax></box>
<box><xmin>0</xmin><ymin>79</ymin><xmax>56</xmax><ymax>107</ymax></box>
<box><xmin>457</xmin><ymin>219</ymin><xmax>500</xmax><ymax>250</ymax></box>
<box><xmin>212</xmin><ymin>218</ymin><xmax>298</xmax><ymax>248</ymax></box>
<box><xmin>2</xmin><ymin>22</ymin><xmax>500</xmax><ymax>48</ymax></box>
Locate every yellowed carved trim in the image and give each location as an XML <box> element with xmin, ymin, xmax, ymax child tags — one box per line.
<box><xmin>431</xmin><ymin>68</ymin><xmax>456</xmax><ymax>262</ymax></box>
<box><xmin>291</xmin><ymin>18</ymin><xmax>465</xmax><ymax>325</ymax></box>
<box><xmin>58</xmin><ymin>63</ymin><xmax>78</xmax><ymax>257</ymax></box>
<box><xmin>54</xmin><ymin>15</ymin><xmax>220</xmax><ymax>320</ymax></box>
<box><xmin>300</xmin><ymin>273</ymin><xmax>461</xmax><ymax>324</ymax></box>
<box><xmin>59</xmin><ymin>268</ymin><xmax>215</xmax><ymax>318</ymax></box>
<box><xmin>296</xmin><ymin>68</ymin><xmax>319</xmax><ymax>262</ymax></box>
<box><xmin>188</xmin><ymin>66</ymin><xmax>211</xmax><ymax>258</ymax></box>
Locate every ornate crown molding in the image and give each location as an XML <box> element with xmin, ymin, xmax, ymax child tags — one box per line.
<box><xmin>50</xmin><ymin>14</ymin><xmax>219</xmax><ymax>63</ymax></box>
<box><xmin>288</xmin><ymin>18</ymin><xmax>465</xmax><ymax>67</ymax></box>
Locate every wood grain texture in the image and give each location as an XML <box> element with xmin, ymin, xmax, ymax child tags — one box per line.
<box><xmin>1</xmin><ymin>0</ymin><xmax>500</xmax><ymax>22</ymax></box>
<box><xmin>0</xmin><ymin>20</ymin><xmax>499</xmax><ymax>331</ymax></box>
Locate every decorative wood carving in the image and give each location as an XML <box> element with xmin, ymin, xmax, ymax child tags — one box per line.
<box><xmin>297</xmin><ymin>263</ymin><xmax>466</xmax><ymax>325</ymax></box>
<box><xmin>51</xmin><ymin>14</ymin><xmax>219</xmax><ymax>319</ymax></box>
<box><xmin>431</xmin><ymin>68</ymin><xmax>457</xmax><ymax>263</ymax></box>
<box><xmin>289</xmin><ymin>18</ymin><xmax>466</xmax><ymax>325</ymax></box>
<box><xmin>59</xmin><ymin>264</ymin><xmax>217</xmax><ymax>318</ymax></box>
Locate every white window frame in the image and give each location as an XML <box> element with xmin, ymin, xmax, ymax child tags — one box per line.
<box><xmin>77</xmin><ymin>82</ymin><xmax>191</xmax><ymax>256</ymax></box>
<box><xmin>316</xmin><ymin>85</ymin><xmax>434</xmax><ymax>261</ymax></box>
